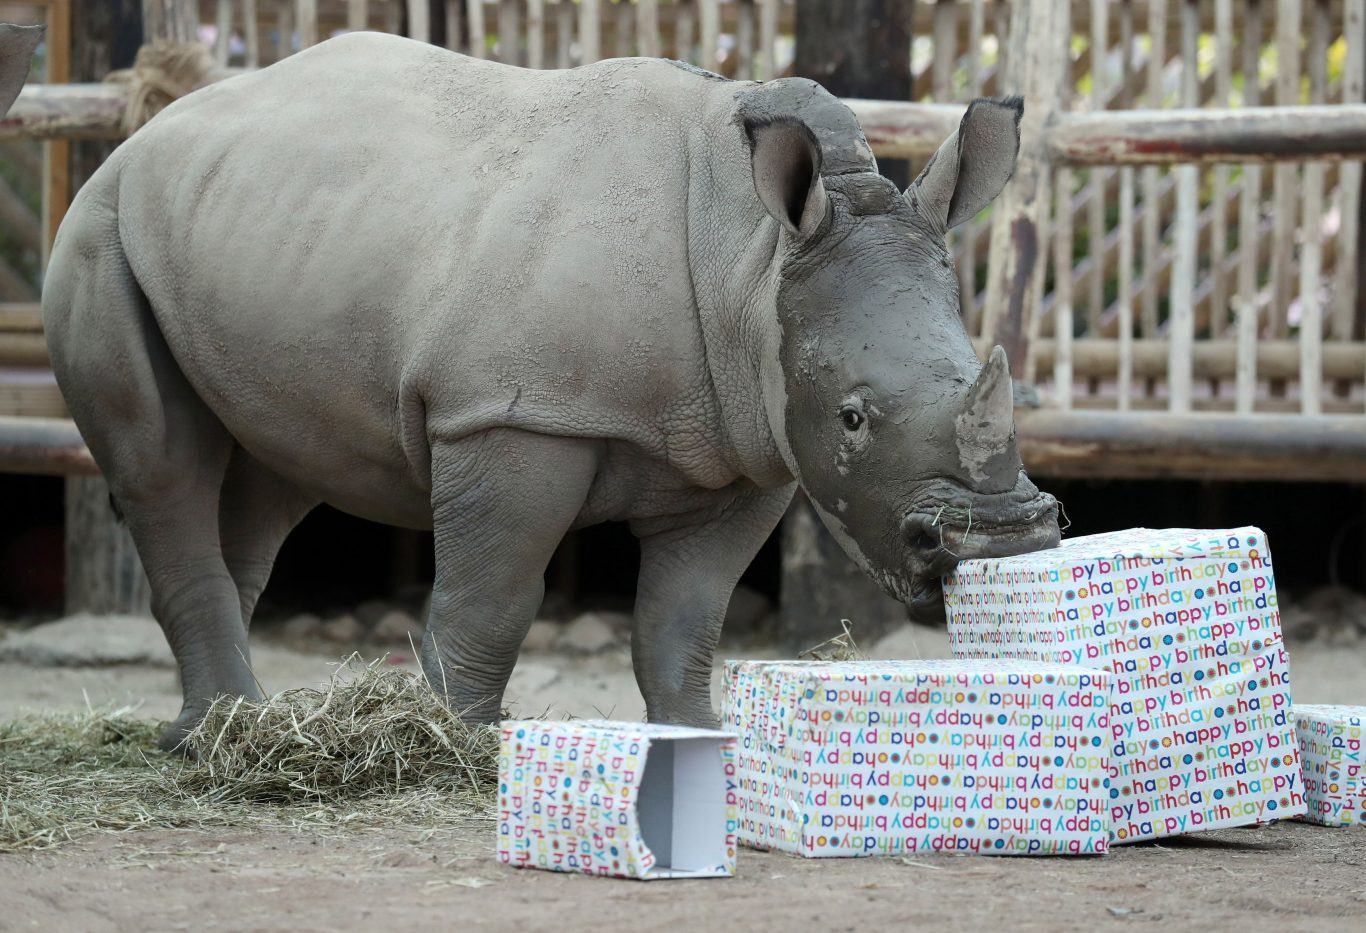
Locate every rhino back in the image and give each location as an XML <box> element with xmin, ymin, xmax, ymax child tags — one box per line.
<box><xmin>109</xmin><ymin>33</ymin><xmax>749</xmax><ymax>513</ymax></box>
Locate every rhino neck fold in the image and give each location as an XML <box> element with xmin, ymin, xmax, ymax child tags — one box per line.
<box><xmin>685</xmin><ymin>122</ymin><xmax>796</xmax><ymax>491</ymax></box>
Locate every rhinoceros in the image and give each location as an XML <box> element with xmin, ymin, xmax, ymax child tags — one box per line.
<box><xmin>38</xmin><ymin>32</ymin><xmax>1059</xmax><ymax>749</ymax></box>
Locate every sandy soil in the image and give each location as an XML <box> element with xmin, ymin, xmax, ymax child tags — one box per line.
<box><xmin>1</xmin><ymin>626</ymin><xmax>1364</xmax><ymax>932</ymax></box>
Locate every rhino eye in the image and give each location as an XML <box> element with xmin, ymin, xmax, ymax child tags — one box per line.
<box><xmin>840</xmin><ymin>406</ymin><xmax>865</xmax><ymax>431</ymax></box>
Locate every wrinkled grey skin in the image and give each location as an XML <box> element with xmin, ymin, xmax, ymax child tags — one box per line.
<box><xmin>37</xmin><ymin>33</ymin><xmax>1058</xmax><ymax>750</ymax></box>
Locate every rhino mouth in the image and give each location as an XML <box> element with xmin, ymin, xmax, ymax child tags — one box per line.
<box><xmin>898</xmin><ymin>481</ymin><xmax>1061</xmax><ymax>625</ymax></box>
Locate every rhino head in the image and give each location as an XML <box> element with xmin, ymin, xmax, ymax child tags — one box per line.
<box><xmin>0</xmin><ymin>24</ymin><xmax>42</xmax><ymax>118</ymax></box>
<box><xmin>746</xmin><ymin>96</ymin><xmax>1060</xmax><ymax>623</ymax></box>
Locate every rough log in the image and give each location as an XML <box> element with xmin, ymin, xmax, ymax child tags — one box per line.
<box><xmin>842</xmin><ymin>99</ymin><xmax>962</xmax><ymax>160</ymax></box>
<box><xmin>1048</xmin><ymin>105</ymin><xmax>1366</xmax><ymax>165</ymax></box>
<box><xmin>0</xmin><ymin>415</ymin><xmax>97</xmax><ymax>476</ymax></box>
<box><xmin>0</xmin><ymin>84</ymin><xmax>125</xmax><ymax>140</ymax></box>
<box><xmin>1016</xmin><ymin>410</ymin><xmax>1366</xmax><ymax>483</ymax></box>
<box><xmin>1018</xmin><ymin>338</ymin><xmax>1366</xmax><ymax>383</ymax></box>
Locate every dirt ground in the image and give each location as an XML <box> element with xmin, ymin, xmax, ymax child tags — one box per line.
<box><xmin>1</xmin><ymin>624</ymin><xmax>1364</xmax><ymax>932</ymax></box>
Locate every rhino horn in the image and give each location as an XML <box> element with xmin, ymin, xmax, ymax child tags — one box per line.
<box><xmin>0</xmin><ymin>24</ymin><xmax>43</xmax><ymax>119</ymax></box>
<box><xmin>954</xmin><ymin>346</ymin><xmax>1015</xmax><ymax>484</ymax></box>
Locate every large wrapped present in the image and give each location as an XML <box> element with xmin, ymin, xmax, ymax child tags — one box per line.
<box><xmin>1294</xmin><ymin>705</ymin><xmax>1365</xmax><ymax>827</ymax></box>
<box><xmin>945</xmin><ymin>526</ymin><xmax>1305</xmax><ymax>843</ymax></box>
<box><xmin>496</xmin><ymin>719</ymin><xmax>737</xmax><ymax>879</ymax></box>
<box><xmin>724</xmin><ymin>659</ymin><xmax>1112</xmax><ymax>857</ymax></box>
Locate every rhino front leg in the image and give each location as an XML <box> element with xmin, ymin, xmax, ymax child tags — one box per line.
<box><xmin>630</xmin><ymin>484</ymin><xmax>795</xmax><ymax>727</ymax></box>
<box><xmin>421</xmin><ymin>429</ymin><xmax>599</xmax><ymax>722</ymax></box>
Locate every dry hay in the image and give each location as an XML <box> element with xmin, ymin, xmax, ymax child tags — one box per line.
<box><xmin>0</xmin><ymin>657</ymin><xmax>501</xmax><ymax>852</ymax></box>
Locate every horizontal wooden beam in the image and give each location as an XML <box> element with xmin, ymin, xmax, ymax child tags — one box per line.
<box><xmin>0</xmin><ymin>84</ymin><xmax>125</xmax><ymax>140</ymax></box>
<box><xmin>1047</xmin><ymin>105</ymin><xmax>1366</xmax><ymax>166</ymax></box>
<box><xmin>1017</xmin><ymin>410</ymin><xmax>1366</xmax><ymax>483</ymax></box>
<box><xmin>0</xmin><ymin>415</ymin><xmax>97</xmax><ymax>476</ymax></box>
<box><xmin>1022</xmin><ymin>338</ymin><xmax>1366</xmax><ymax>382</ymax></box>
<box><xmin>843</xmin><ymin>100</ymin><xmax>963</xmax><ymax>160</ymax></box>
<box><xmin>11</xmin><ymin>85</ymin><xmax>1366</xmax><ymax>169</ymax></box>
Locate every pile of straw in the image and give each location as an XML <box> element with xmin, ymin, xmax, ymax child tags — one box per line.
<box><xmin>0</xmin><ymin>658</ymin><xmax>501</xmax><ymax>852</ymax></box>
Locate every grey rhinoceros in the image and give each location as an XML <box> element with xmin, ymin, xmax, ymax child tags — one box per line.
<box><xmin>37</xmin><ymin>32</ymin><xmax>1059</xmax><ymax>749</ymax></box>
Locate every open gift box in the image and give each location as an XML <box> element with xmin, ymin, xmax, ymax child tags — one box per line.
<box><xmin>497</xmin><ymin>719</ymin><xmax>738</xmax><ymax>879</ymax></box>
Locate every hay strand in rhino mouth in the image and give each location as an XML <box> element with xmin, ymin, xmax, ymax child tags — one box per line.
<box><xmin>0</xmin><ymin>656</ymin><xmax>502</xmax><ymax>852</ymax></box>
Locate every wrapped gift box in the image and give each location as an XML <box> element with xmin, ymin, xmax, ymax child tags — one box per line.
<box><xmin>1294</xmin><ymin>705</ymin><xmax>1365</xmax><ymax>827</ymax></box>
<box><xmin>496</xmin><ymin>719</ymin><xmax>738</xmax><ymax>879</ymax></box>
<box><xmin>945</xmin><ymin>526</ymin><xmax>1306</xmax><ymax>843</ymax></box>
<box><xmin>724</xmin><ymin>659</ymin><xmax>1112</xmax><ymax>857</ymax></box>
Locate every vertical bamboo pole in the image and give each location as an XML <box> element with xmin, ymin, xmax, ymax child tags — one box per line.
<box><xmin>736</xmin><ymin>0</ymin><xmax>754</xmax><ymax>80</ymax></box>
<box><xmin>960</xmin><ymin>0</ymin><xmax>985</xmax><ymax>336</ymax></box>
<box><xmin>1086</xmin><ymin>0</ymin><xmax>1108</xmax><ymax>338</ymax></box>
<box><xmin>244</xmin><ymin>0</ymin><xmax>259</xmax><ymax>65</ymax></box>
<box><xmin>1116</xmin><ymin>0</ymin><xmax>1136</xmax><ymax>409</ymax></box>
<box><xmin>1054</xmin><ymin>166</ymin><xmax>1075</xmax><ymax>409</ymax></box>
<box><xmin>1268</xmin><ymin>0</ymin><xmax>1301</xmax><ymax>345</ymax></box>
<box><xmin>758</xmin><ymin>0</ymin><xmax>777</xmax><ymax>79</ymax></box>
<box><xmin>1140</xmin><ymin>0</ymin><xmax>1165</xmax><ymax>344</ymax></box>
<box><xmin>637</xmin><ymin>0</ymin><xmax>660</xmax><ymax>59</ymax></box>
<box><xmin>1210</xmin><ymin>0</ymin><xmax>1233</xmax><ymax>339</ymax></box>
<box><xmin>348</xmin><ymin>0</ymin><xmax>368</xmax><ymax>31</ymax></box>
<box><xmin>1167</xmin><ymin>0</ymin><xmax>1198</xmax><ymax>413</ymax></box>
<box><xmin>496</xmin><ymin>0</ymin><xmax>517</xmax><ymax>62</ymax></box>
<box><xmin>276</xmin><ymin>0</ymin><xmax>293</xmax><ymax>59</ymax></box>
<box><xmin>614</xmin><ymin>0</ymin><xmax>633</xmax><ymax>58</ymax></box>
<box><xmin>215</xmin><ymin>0</ymin><xmax>232</xmax><ymax>66</ymax></box>
<box><xmin>41</xmin><ymin>0</ymin><xmax>71</xmax><ymax>264</ymax></box>
<box><xmin>579</xmin><ymin>0</ymin><xmax>599</xmax><ymax>63</ymax></box>
<box><xmin>527</xmin><ymin>0</ymin><xmax>544</xmax><ymax>67</ymax></box>
<box><xmin>1336</xmin><ymin>0</ymin><xmax>1364</xmax><ymax>346</ymax></box>
<box><xmin>699</xmin><ymin>0</ymin><xmax>719</xmax><ymax>71</ymax></box>
<box><xmin>1299</xmin><ymin>0</ymin><xmax>1329</xmax><ymax>414</ymax></box>
<box><xmin>555</xmin><ymin>0</ymin><xmax>571</xmax><ymax>68</ymax></box>
<box><xmin>932</xmin><ymin>0</ymin><xmax>955</xmax><ymax>100</ymax></box>
<box><xmin>409</xmin><ymin>0</ymin><xmax>430</xmax><ymax>42</ymax></box>
<box><xmin>676</xmin><ymin>0</ymin><xmax>695</xmax><ymax>63</ymax></box>
<box><xmin>468</xmin><ymin>0</ymin><xmax>486</xmax><ymax>58</ymax></box>
<box><xmin>983</xmin><ymin>0</ymin><xmax>1069</xmax><ymax>379</ymax></box>
<box><xmin>1118</xmin><ymin>161</ymin><xmax>1135</xmax><ymax>410</ymax></box>
<box><xmin>297</xmin><ymin>0</ymin><xmax>318</xmax><ymax>47</ymax></box>
<box><xmin>447</xmin><ymin>0</ymin><xmax>463</xmax><ymax>51</ymax></box>
<box><xmin>1235</xmin><ymin>0</ymin><xmax>1265</xmax><ymax>413</ymax></box>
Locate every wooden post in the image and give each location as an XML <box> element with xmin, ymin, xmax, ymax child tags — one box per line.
<box><xmin>527</xmin><ymin>0</ymin><xmax>544</xmax><ymax>68</ymax></box>
<box><xmin>297</xmin><ymin>0</ymin><xmax>318</xmax><ymax>48</ymax></box>
<box><xmin>578</xmin><ymin>0</ymin><xmax>598</xmax><ymax>64</ymax></box>
<box><xmin>1167</xmin><ymin>0</ymin><xmax>1198</xmax><ymax>413</ymax></box>
<box><xmin>41</xmin><ymin>0</ymin><xmax>71</xmax><ymax>264</ymax></box>
<box><xmin>142</xmin><ymin>0</ymin><xmax>198</xmax><ymax>42</ymax></box>
<box><xmin>758</xmin><ymin>0</ymin><xmax>777</xmax><ymax>79</ymax></box>
<box><xmin>636</xmin><ymin>0</ymin><xmax>659</xmax><ymax>59</ymax></box>
<box><xmin>982</xmin><ymin>0</ymin><xmax>1069</xmax><ymax>379</ymax></box>
<box><xmin>213</xmin><ymin>0</ymin><xmax>231</xmax><ymax>66</ymax></box>
<box><xmin>494</xmin><ymin>0</ymin><xmax>515</xmax><ymax>62</ymax></box>
<box><xmin>792</xmin><ymin>0</ymin><xmax>914</xmax><ymax>187</ymax></box>
<box><xmin>243</xmin><ymin>0</ymin><xmax>258</xmax><ymax>66</ymax></box>
<box><xmin>698</xmin><ymin>0</ymin><xmax>719</xmax><ymax>71</ymax></box>
<box><xmin>348</xmin><ymin>0</ymin><xmax>368</xmax><ymax>31</ymax></box>
<box><xmin>467</xmin><ymin>0</ymin><xmax>485</xmax><ymax>58</ymax></box>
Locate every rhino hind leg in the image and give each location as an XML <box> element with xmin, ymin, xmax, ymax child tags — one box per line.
<box><xmin>43</xmin><ymin>191</ymin><xmax>262</xmax><ymax>752</ymax></box>
<box><xmin>218</xmin><ymin>446</ymin><xmax>318</xmax><ymax>629</ymax></box>
<box><xmin>420</xmin><ymin>429</ymin><xmax>599</xmax><ymax>723</ymax></box>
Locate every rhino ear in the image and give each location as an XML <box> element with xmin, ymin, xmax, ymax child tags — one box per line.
<box><xmin>746</xmin><ymin>117</ymin><xmax>829</xmax><ymax>238</ymax></box>
<box><xmin>908</xmin><ymin>96</ymin><xmax>1022</xmax><ymax>231</ymax></box>
<box><xmin>0</xmin><ymin>24</ymin><xmax>43</xmax><ymax>119</ymax></box>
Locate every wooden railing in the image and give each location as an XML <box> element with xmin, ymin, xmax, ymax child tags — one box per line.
<box><xmin>1</xmin><ymin>0</ymin><xmax>1364</xmax><ymax>481</ymax></box>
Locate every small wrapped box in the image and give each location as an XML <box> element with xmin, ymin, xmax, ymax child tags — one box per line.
<box><xmin>496</xmin><ymin>719</ymin><xmax>738</xmax><ymax>879</ymax></box>
<box><xmin>945</xmin><ymin>526</ymin><xmax>1306</xmax><ymax>843</ymax></box>
<box><xmin>724</xmin><ymin>659</ymin><xmax>1112</xmax><ymax>857</ymax></box>
<box><xmin>1294</xmin><ymin>705</ymin><xmax>1365</xmax><ymax>827</ymax></box>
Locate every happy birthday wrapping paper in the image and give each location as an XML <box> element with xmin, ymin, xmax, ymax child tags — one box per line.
<box><xmin>945</xmin><ymin>526</ymin><xmax>1305</xmax><ymax>843</ymax></box>
<box><xmin>1294</xmin><ymin>705</ymin><xmax>1365</xmax><ymax>827</ymax></box>
<box><xmin>724</xmin><ymin>659</ymin><xmax>1113</xmax><ymax>857</ymax></box>
<box><xmin>497</xmin><ymin>719</ymin><xmax>738</xmax><ymax>879</ymax></box>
